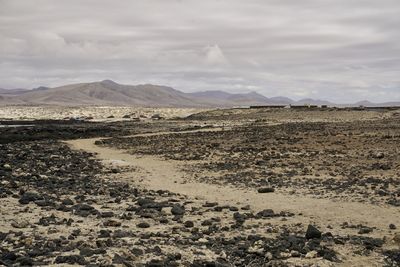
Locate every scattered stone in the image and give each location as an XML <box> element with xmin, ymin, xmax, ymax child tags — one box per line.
<box><xmin>19</xmin><ymin>191</ymin><xmax>42</xmax><ymax>204</ymax></box>
<box><xmin>306</xmin><ymin>224</ymin><xmax>322</xmax><ymax>239</ymax></box>
<box><xmin>372</xmin><ymin>152</ymin><xmax>385</xmax><ymax>159</ymax></box>
<box><xmin>103</xmin><ymin>220</ymin><xmax>121</xmax><ymax>227</ymax></box>
<box><xmin>256</xmin><ymin>209</ymin><xmax>275</xmax><ymax>218</ymax></box>
<box><xmin>61</xmin><ymin>198</ymin><xmax>74</xmax><ymax>205</ymax></box>
<box><xmin>358</xmin><ymin>227</ymin><xmax>373</xmax><ymax>234</ymax></box>
<box><xmin>100</xmin><ymin>211</ymin><xmax>115</xmax><ymax>218</ymax></box>
<box><xmin>305</xmin><ymin>250</ymin><xmax>318</xmax><ymax>259</ymax></box>
<box><xmin>137</xmin><ymin>222</ymin><xmax>150</xmax><ymax>228</ymax></box>
<box><xmin>3</xmin><ymin>164</ymin><xmax>12</xmax><ymax>171</ymax></box>
<box><xmin>184</xmin><ymin>221</ymin><xmax>194</xmax><ymax>228</ymax></box>
<box><xmin>171</xmin><ymin>204</ymin><xmax>185</xmax><ymax>215</ymax></box>
<box><xmin>11</xmin><ymin>220</ymin><xmax>29</xmax><ymax>229</ymax></box>
<box><xmin>79</xmin><ymin>247</ymin><xmax>106</xmax><ymax>257</ymax></box>
<box><xmin>54</xmin><ymin>255</ymin><xmax>86</xmax><ymax>265</ymax></box>
<box><xmin>257</xmin><ymin>187</ymin><xmax>275</xmax><ymax>193</ymax></box>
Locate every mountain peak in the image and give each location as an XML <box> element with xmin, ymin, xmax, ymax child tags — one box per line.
<box><xmin>33</xmin><ymin>86</ymin><xmax>49</xmax><ymax>91</ymax></box>
<box><xmin>246</xmin><ymin>91</ymin><xmax>265</xmax><ymax>97</ymax></box>
<box><xmin>100</xmin><ymin>79</ymin><xmax>119</xmax><ymax>86</ymax></box>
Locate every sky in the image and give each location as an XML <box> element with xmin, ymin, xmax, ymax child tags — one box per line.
<box><xmin>1</xmin><ymin>0</ymin><xmax>400</xmax><ymax>103</ymax></box>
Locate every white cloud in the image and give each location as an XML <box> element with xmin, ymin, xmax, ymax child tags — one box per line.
<box><xmin>0</xmin><ymin>0</ymin><xmax>399</xmax><ymax>102</ymax></box>
<box><xmin>204</xmin><ymin>45</ymin><xmax>228</xmax><ymax>66</ymax></box>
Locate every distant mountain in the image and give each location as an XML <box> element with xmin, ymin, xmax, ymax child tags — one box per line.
<box><xmin>1</xmin><ymin>80</ymin><xmax>201</xmax><ymax>107</ymax></box>
<box><xmin>32</xmin><ymin>86</ymin><xmax>50</xmax><ymax>92</ymax></box>
<box><xmin>0</xmin><ymin>80</ymin><xmax>293</xmax><ymax>107</ymax></box>
<box><xmin>188</xmin><ymin>90</ymin><xmax>292</xmax><ymax>106</ymax></box>
<box><xmin>269</xmin><ymin>96</ymin><xmax>293</xmax><ymax>104</ymax></box>
<box><xmin>0</xmin><ymin>88</ymin><xmax>31</xmax><ymax>96</ymax></box>
<box><xmin>0</xmin><ymin>80</ymin><xmax>399</xmax><ymax>107</ymax></box>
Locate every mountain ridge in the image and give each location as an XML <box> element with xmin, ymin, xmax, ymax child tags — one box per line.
<box><xmin>0</xmin><ymin>80</ymin><xmax>399</xmax><ymax>107</ymax></box>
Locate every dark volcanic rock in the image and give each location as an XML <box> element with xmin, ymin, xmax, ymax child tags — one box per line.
<box><xmin>100</xmin><ymin>211</ymin><xmax>115</xmax><ymax>218</ymax></box>
<box><xmin>72</xmin><ymin>203</ymin><xmax>98</xmax><ymax>217</ymax></box>
<box><xmin>137</xmin><ymin>222</ymin><xmax>150</xmax><ymax>228</ymax></box>
<box><xmin>103</xmin><ymin>220</ymin><xmax>122</xmax><ymax>227</ymax></box>
<box><xmin>306</xmin><ymin>224</ymin><xmax>322</xmax><ymax>239</ymax></box>
<box><xmin>79</xmin><ymin>247</ymin><xmax>106</xmax><ymax>257</ymax></box>
<box><xmin>171</xmin><ymin>204</ymin><xmax>185</xmax><ymax>215</ymax></box>
<box><xmin>383</xmin><ymin>250</ymin><xmax>400</xmax><ymax>266</ymax></box>
<box><xmin>257</xmin><ymin>187</ymin><xmax>275</xmax><ymax>193</ymax></box>
<box><xmin>256</xmin><ymin>209</ymin><xmax>275</xmax><ymax>218</ymax></box>
<box><xmin>62</xmin><ymin>198</ymin><xmax>74</xmax><ymax>205</ymax></box>
<box><xmin>19</xmin><ymin>191</ymin><xmax>42</xmax><ymax>204</ymax></box>
<box><xmin>184</xmin><ymin>221</ymin><xmax>195</xmax><ymax>228</ymax></box>
<box><xmin>55</xmin><ymin>255</ymin><xmax>86</xmax><ymax>265</ymax></box>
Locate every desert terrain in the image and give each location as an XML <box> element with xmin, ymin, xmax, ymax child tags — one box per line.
<box><xmin>0</xmin><ymin>106</ymin><xmax>399</xmax><ymax>266</ymax></box>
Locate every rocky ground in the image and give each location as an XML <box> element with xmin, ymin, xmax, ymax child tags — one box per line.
<box><xmin>0</xmin><ymin>108</ymin><xmax>400</xmax><ymax>266</ymax></box>
<box><xmin>0</xmin><ymin>106</ymin><xmax>205</xmax><ymax>121</ymax></box>
<box><xmin>102</xmin><ymin>118</ymin><xmax>400</xmax><ymax>207</ymax></box>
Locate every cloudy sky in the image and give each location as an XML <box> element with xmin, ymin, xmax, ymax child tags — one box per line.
<box><xmin>1</xmin><ymin>0</ymin><xmax>400</xmax><ymax>102</ymax></box>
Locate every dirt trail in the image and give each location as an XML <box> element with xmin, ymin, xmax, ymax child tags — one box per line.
<box><xmin>65</xmin><ymin>129</ymin><xmax>400</xmax><ymax>243</ymax></box>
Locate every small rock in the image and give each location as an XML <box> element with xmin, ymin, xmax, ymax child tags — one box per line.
<box><xmin>233</xmin><ymin>212</ymin><xmax>246</xmax><ymax>224</ymax></box>
<box><xmin>62</xmin><ymin>198</ymin><xmax>74</xmax><ymax>205</ymax></box>
<box><xmin>111</xmin><ymin>168</ymin><xmax>120</xmax><ymax>174</ymax></box>
<box><xmin>137</xmin><ymin>222</ymin><xmax>150</xmax><ymax>228</ymax></box>
<box><xmin>358</xmin><ymin>227</ymin><xmax>373</xmax><ymax>234</ymax></box>
<box><xmin>372</xmin><ymin>152</ymin><xmax>385</xmax><ymax>159</ymax></box>
<box><xmin>197</xmin><ymin>238</ymin><xmax>208</xmax><ymax>244</ymax></box>
<box><xmin>305</xmin><ymin>224</ymin><xmax>322</xmax><ymax>239</ymax></box>
<box><xmin>11</xmin><ymin>220</ymin><xmax>29</xmax><ymax>229</ymax></box>
<box><xmin>305</xmin><ymin>250</ymin><xmax>318</xmax><ymax>259</ymax></box>
<box><xmin>16</xmin><ymin>256</ymin><xmax>33</xmax><ymax>266</ymax></box>
<box><xmin>393</xmin><ymin>233</ymin><xmax>400</xmax><ymax>246</ymax></box>
<box><xmin>100</xmin><ymin>211</ymin><xmax>115</xmax><ymax>218</ymax></box>
<box><xmin>3</xmin><ymin>164</ymin><xmax>12</xmax><ymax>171</ymax></box>
<box><xmin>248</xmin><ymin>240</ymin><xmax>264</xmax><ymax>254</ymax></box>
<box><xmin>203</xmin><ymin>202</ymin><xmax>218</xmax><ymax>207</ymax></box>
<box><xmin>103</xmin><ymin>220</ymin><xmax>121</xmax><ymax>227</ymax></box>
<box><xmin>257</xmin><ymin>209</ymin><xmax>275</xmax><ymax>218</ymax></box>
<box><xmin>98</xmin><ymin>229</ymin><xmax>111</xmax><ymax>238</ymax></box>
<box><xmin>290</xmin><ymin>250</ymin><xmax>301</xmax><ymax>257</ymax></box>
<box><xmin>79</xmin><ymin>247</ymin><xmax>106</xmax><ymax>257</ymax></box>
<box><xmin>266</xmin><ymin>252</ymin><xmax>273</xmax><ymax>260</ymax></box>
<box><xmin>19</xmin><ymin>192</ymin><xmax>42</xmax><ymax>204</ymax></box>
<box><xmin>257</xmin><ymin>187</ymin><xmax>275</xmax><ymax>193</ymax></box>
<box><xmin>184</xmin><ymin>221</ymin><xmax>194</xmax><ymax>228</ymax></box>
<box><xmin>55</xmin><ymin>255</ymin><xmax>86</xmax><ymax>265</ymax></box>
<box><xmin>171</xmin><ymin>204</ymin><xmax>185</xmax><ymax>215</ymax></box>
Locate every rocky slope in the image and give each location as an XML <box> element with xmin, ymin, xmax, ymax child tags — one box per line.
<box><xmin>0</xmin><ymin>80</ymin><xmax>292</xmax><ymax>107</ymax></box>
<box><xmin>4</xmin><ymin>80</ymin><xmax>397</xmax><ymax>107</ymax></box>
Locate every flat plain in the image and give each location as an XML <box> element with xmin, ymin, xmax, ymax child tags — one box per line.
<box><xmin>0</xmin><ymin>106</ymin><xmax>399</xmax><ymax>266</ymax></box>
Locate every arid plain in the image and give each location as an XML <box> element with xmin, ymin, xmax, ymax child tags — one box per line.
<box><xmin>0</xmin><ymin>106</ymin><xmax>399</xmax><ymax>266</ymax></box>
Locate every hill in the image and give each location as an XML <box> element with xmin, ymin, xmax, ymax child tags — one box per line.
<box><xmin>0</xmin><ymin>80</ymin><xmax>292</xmax><ymax>107</ymax></box>
<box><xmin>0</xmin><ymin>80</ymin><xmax>399</xmax><ymax>107</ymax></box>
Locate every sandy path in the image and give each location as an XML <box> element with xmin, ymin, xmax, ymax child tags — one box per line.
<box><xmin>64</xmin><ymin>130</ymin><xmax>400</xmax><ymax>244</ymax></box>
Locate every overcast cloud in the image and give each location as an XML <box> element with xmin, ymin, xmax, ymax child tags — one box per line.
<box><xmin>1</xmin><ymin>0</ymin><xmax>399</xmax><ymax>102</ymax></box>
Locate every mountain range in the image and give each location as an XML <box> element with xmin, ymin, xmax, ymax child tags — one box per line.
<box><xmin>0</xmin><ymin>80</ymin><xmax>399</xmax><ymax>107</ymax></box>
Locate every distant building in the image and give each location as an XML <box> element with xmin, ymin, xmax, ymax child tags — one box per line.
<box><xmin>249</xmin><ymin>105</ymin><xmax>287</xmax><ymax>109</ymax></box>
<box><xmin>290</xmin><ymin>104</ymin><xmax>318</xmax><ymax>109</ymax></box>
